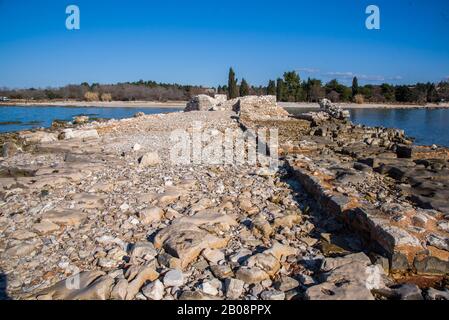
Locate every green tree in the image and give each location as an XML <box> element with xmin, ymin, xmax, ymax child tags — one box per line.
<box><xmin>267</xmin><ymin>80</ymin><xmax>276</xmax><ymax>95</ymax></box>
<box><xmin>276</xmin><ymin>78</ymin><xmax>285</xmax><ymax>102</ymax></box>
<box><xmin>228</xmin><ymin>67</ymin><xmax>238</xmax><ymax>99</ymax></box>
<box><xmin>239</xmin><ymin>78</ymin><xmax>250</xmax><ymax>96</ymax></box>
<box><xmin>352</xmin><ymin>77</ymin><xmax>359</xmax><ymax>97</ymax></box>
<box><xmin>283</xmin><ymin>71</ymin><xmax>301</xmax><ymax>102</ymax></box>
<box><xmin>380</xmin><ymin>83</ymin><xmax>395</xmax><ymax>102</ymax></box>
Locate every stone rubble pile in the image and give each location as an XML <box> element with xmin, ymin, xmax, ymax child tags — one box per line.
<box><xmin>0</xmin><ymin>96</ymin><xmax>448</xmax><ymax>301</ymax></box>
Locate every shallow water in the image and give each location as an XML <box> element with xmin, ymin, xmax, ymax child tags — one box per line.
<box><xmin>0</xmin><ymin>105</ymin><xmax>182</xmax><ymax>133</ymax></box>
<box><xmin>285</xmin><ymin>107</ymin><xmax>449</xmax><ymax>147</ymax></box>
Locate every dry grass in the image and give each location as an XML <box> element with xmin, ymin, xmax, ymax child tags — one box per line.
<box><xmin>100</xmin><ymin>93</ymin><xmax>112</xmax><ymax>102</ymax></box>
<box><xmin>84</xmin><ymin>91</ymin><xmax>99</xmax><ymax>102</ymax></box>
<box><xmin>354</xmin><ymin>94</ymin><xmax>365</xmax><ymax>104</ymax></box>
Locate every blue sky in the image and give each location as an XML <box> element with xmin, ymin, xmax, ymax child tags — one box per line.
<box><xmin>0</xmin><ymin>0</ymin><xmax>448</xmax><ymax>88</ymax></box>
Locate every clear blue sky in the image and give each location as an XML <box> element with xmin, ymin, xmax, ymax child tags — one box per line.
<box><xmin>0</xmin><ymin>0</ymin><xmax>448</xmax><ymax>88</ymax></box>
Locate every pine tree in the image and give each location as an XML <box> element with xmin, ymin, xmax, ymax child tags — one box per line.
<box><xmin>267</xmin><ymin>80</ymin><xmax>276</xmax><ymax>95</ymax></box>
<box><xmin>276</xmin><ymin>78</ymin><xmax>285</xmax><ymax>102</ymax></box>
<box><xmin>228</xmin><ymin>68</ymin><xmax>238</xmax><ymax>99</ymax></box>
<box><xmin>239</xmin><ymin>78</ymin><xmax>250</xmax><ymax>96</ymax></box>
<box><xmin>352</xmin><ymin>76</ymin><xmax>359</xmax><ymax>97</ymax></box>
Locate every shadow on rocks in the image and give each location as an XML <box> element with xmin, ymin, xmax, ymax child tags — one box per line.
<box><xmin>0</xmin><ymin>270</ymin><xmax>10</xmax><ymax>300</ymax></box>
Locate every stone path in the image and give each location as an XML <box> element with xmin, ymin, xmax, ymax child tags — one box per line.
<box><xmin>0</xmin><ymin>99</ymin><xmax>448</xmax><ymax>300</ymax></box>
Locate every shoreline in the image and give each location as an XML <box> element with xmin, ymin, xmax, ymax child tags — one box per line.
<box><xmin>0</xmin><ymin>100</ymin><xmax>186</xmax><ymax>108</ymax></box>
<box><xmin>2</xmin><ymin>100</ymin><xmax>449</xmax><ymax>109</ymax></box>
<box><xmin>279</xmin><ymin>102</ymin><xmax>449</xmax><ymax>109</ymax></box>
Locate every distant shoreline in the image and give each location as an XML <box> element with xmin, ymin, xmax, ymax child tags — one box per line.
<box><xmin>280</xmin><ymin>102</ymin><xmax>449</xmax><ymax>109</ymax></box>
<box><xmin>2</xmin><ymin>99</ymin><xmax>449</xmax><ymax>109</ymax></box>
<box><xmin>0</xmin><ymin>100</ymin><xmax>186</xmax><ymax>108</ymax></box>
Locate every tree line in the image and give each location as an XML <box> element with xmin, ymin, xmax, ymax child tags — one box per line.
<box><xmin>221</xmin><ymin>68</ymin><xmax>449</xmax><ymax>104</ymax></box>
<box><xmin>1</xmin><ymin>69</ymin><xmax>448</xmax><ymax>104</ymax></box>
<box><xmin>0</xmin><ymin>81</ymin><xmax>214</xmax><ymax>102</ymax></box>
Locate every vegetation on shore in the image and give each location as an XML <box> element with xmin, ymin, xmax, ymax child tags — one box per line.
<box><xmin>221</xmin><ymin>68</ymin><xmax>449</xmax><ymax>104</ymax></box>
<box><xmin>1</xmin><ymin>68</ymin><xmax>448</xmax><ymax>104</ymax></box>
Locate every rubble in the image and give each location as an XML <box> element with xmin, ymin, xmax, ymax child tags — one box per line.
<box><xmin>0</xmin><ymin>96</ymin><xmax>448</xmax><ymax>301</ymax></box>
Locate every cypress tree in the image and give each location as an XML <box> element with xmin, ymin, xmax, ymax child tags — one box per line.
<box><xmin>240</xmin><ymin>78</ymin><xmax>250</xmax><ymax>96</ymax></box>
<box><xmin>228</xmin><ymin>68</ymin><xmax>238</xmax><ymax>99</ymax></box>
<box><xmin>267</xmin><ymin>80</ymin><xmax>276</xmax><ymax>95</ymax></box>
<box><xmin>276</xmin><ymin>78</ymin><xmax>285</xmax><ymax>102</ymax></box>
<box><xmin>352</xmin><ymin>76</ymin><xmax>359</xmax><ymax>97</ymax></box>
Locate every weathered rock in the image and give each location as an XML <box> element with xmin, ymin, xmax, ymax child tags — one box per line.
<box><xmin>225</xmin><ymin>278</ymin><xmax>245</xmax><ymax>299</ymax></box>
<box><xmin>202</xmin><ymin>248</ymin><xmax>225</xmax><ymax>264</ymax></box>
<box><xmin>252</xmin><ymin>215</ymin><xmax>273</xmax><ymax>238</ymax></box>
<box><xmin>32</xmin><ymin>220</ymin><xmax>60</xmax><ymax>235</ymax></box>
<box><xmin>235</xmin><ymin>267</ymin><xmax>270</xmax><ymax>284</ymax></box>
<box><xmin>35</xmin><ymin>271</ymin><xmax>106</xmax><ymax>300</ymax></box>
<box><xmin>139</xmin><ymin>206</ymin><xmax>164</xmax><ymax>224</ymax></box>
<box><xmin>210</xmin><ymin>264</ymin><xmax>234</xmax><ymax>279</ymax></box>
<box><xmin>163</xmin><ymin>269</ymin><xmax>184</xmax><ymax>287</ymax></box>
<box><xmin>2</xmin><ymin>142</ymin><xmax>21</xmax><ymax>157</ymax></box>
<box><xmin>4</xmin><ymin>240</ymin><xmax>41</xmax><ymax>258</ymax></box>
<box><xmin>125</xmin><ymin>264</ymin><xmax>159</xmax><ymax>300</ymax></box>
<box><xmin>318</xmin><ymin>99</ymin><xmax>350</xmax><ymax>120</ymax></box>
<box><xmin>41</xmin><ymin>209</ymin><xmax>86</xmax><ymax>226</ymax></box>
<box><xmin>110</xmin><ymin>279</ymin><xmax>128</xmax><ymax>300</ymax></box>
<box><xmin>426</xmin><ymin>288</ymin><xmax>449</xmax><ymax>300</ymax></box>
<box><xmin>142</xmin><ymin>279</ymin><xmax>164</xmax><ymax>300</ymax></box>
<box><xmin>185</xmin><ymin>95</ymin><xmax>219</xmax><ymax>112</ymax></box>
<box><xmin>260</xmin><ymin>290</ymin><xmax>285</xmax><ymax>300</ymax></box>
<box><xmin>426</xmin><ymin>233</ymin><xmax>449</xmax><ymax>251</ymax></box>
<box><xmin>199</xmin><ymin>281</ymin><xmax>219</xmax><ymax>296</ymax></box>
<box><xmin>274</xmin><ymin>276</ymin><xmax>300</xmax><ymax>292</ymax></box>
<box><xmin>246</xmin><ymin>253</ymin><xmax>280</xmax><ymax>276</ymax></box>
<box><xmin>154</xmin><ymin>222</ymin><xmax>229</xmax><ymax>269</ymax></box>
<box><xmin>305</xmin><ymin>253</ymin><xmax>385</xmax><ymax>300</ymax></box>
<box><xmin>390</xmin><ymin>284</ymin><xmax>423</xmax><ymax>300</ymax></box>
<box><xmin>139</xmin><ymin>152</ymin><xmax>161</xmax><ymax>167</ymax></box>
<box><xmin>19</xmin><ymin>131</ymin><xmax>58</xmax><ymax>144</ymax></box>
<box><xmin>61</xmin><ymin>129</ymin><xmax>99</xmax><ymax>140</ymax></box>
<box><xmin>73</xmin><ymin>116</ymin><xmax>89</xmax><ymax>124</ymax></box>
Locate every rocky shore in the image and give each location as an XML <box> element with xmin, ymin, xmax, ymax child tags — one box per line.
<box><xmin>0</xmin><ymin>95</ymin><xmax>448</xmax><ymax>300</ymax></box>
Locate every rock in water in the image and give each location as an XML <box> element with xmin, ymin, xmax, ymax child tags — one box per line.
<box><xmin>319</xmin><ymin>98</ymin><xmax>350</xmax><ymax>120</ymax></box>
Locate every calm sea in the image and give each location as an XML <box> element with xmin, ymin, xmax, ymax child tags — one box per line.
<box><xmin>1</xmin><ymin>105</ymin><xmax>448</xmax><ymax>147</ymax></box>
<box><xmin>285</xmin><ymin>107</ymin><xmax>449</xmax><ymax>147</ymax></box>
<box><xmin>0</xmin><ymin>105</ymin><xmax>182</xmax><ymax>133</ymax></box>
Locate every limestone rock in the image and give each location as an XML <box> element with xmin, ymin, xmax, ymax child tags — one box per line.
<box><xmin>163</xmin><ymin>269</ymin><xmax>184</xmax><ymax>287</ymax></box>
<box><xmin>61</xmin><ymin>129</ymin><xmax>99</xmax><ymax>140</ymax></box>
<box><xmin>260</xmin><ymin>290</ymin><xmax>285</xmax><ymax>300</ymax></box>
<box><xmin>139</xmin><ymin>152</ymin><xmax>161</xmax><ymax>167</ymax></box>
<box><xmin>41</xmin><ymin>209</ymin><xmax>86</xmax><ymax>226</ymax></box>
<box><xmin>35</xmin><ymin>271</ymin><xmax>106</xmax><ymax>300</ymax></box>
<box><xmin>142</xmin><ymin>279</ymin><xmax>164</xmax><ymax>300</ymax></box>
<box><xmin>225</xmin><ymin>278</ymin><xmax>245</xmax><ymax>299</ymax></box>
<box><xmin>154</xmin><ymin>222</ymin><xmax>229</xmax><ymax>269</ymax></box>
<box><xmin>235</xmin><ymin>267</ymin><xmax>270</xmax><ymax>284</ymax></box>
<box><xmin>110</xmin><ymin>279</ymin><xmax>128</xmax><ymax>300</ymax></box>
<box><xmin>125</xmin><ymin>264</ymin><xmax>159</xmax><ymax>300</ymax></box>
<box><xmin>139</xmin><ymin>206</ymin><xmax>164</xmax><ymax>224</ymax></box>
